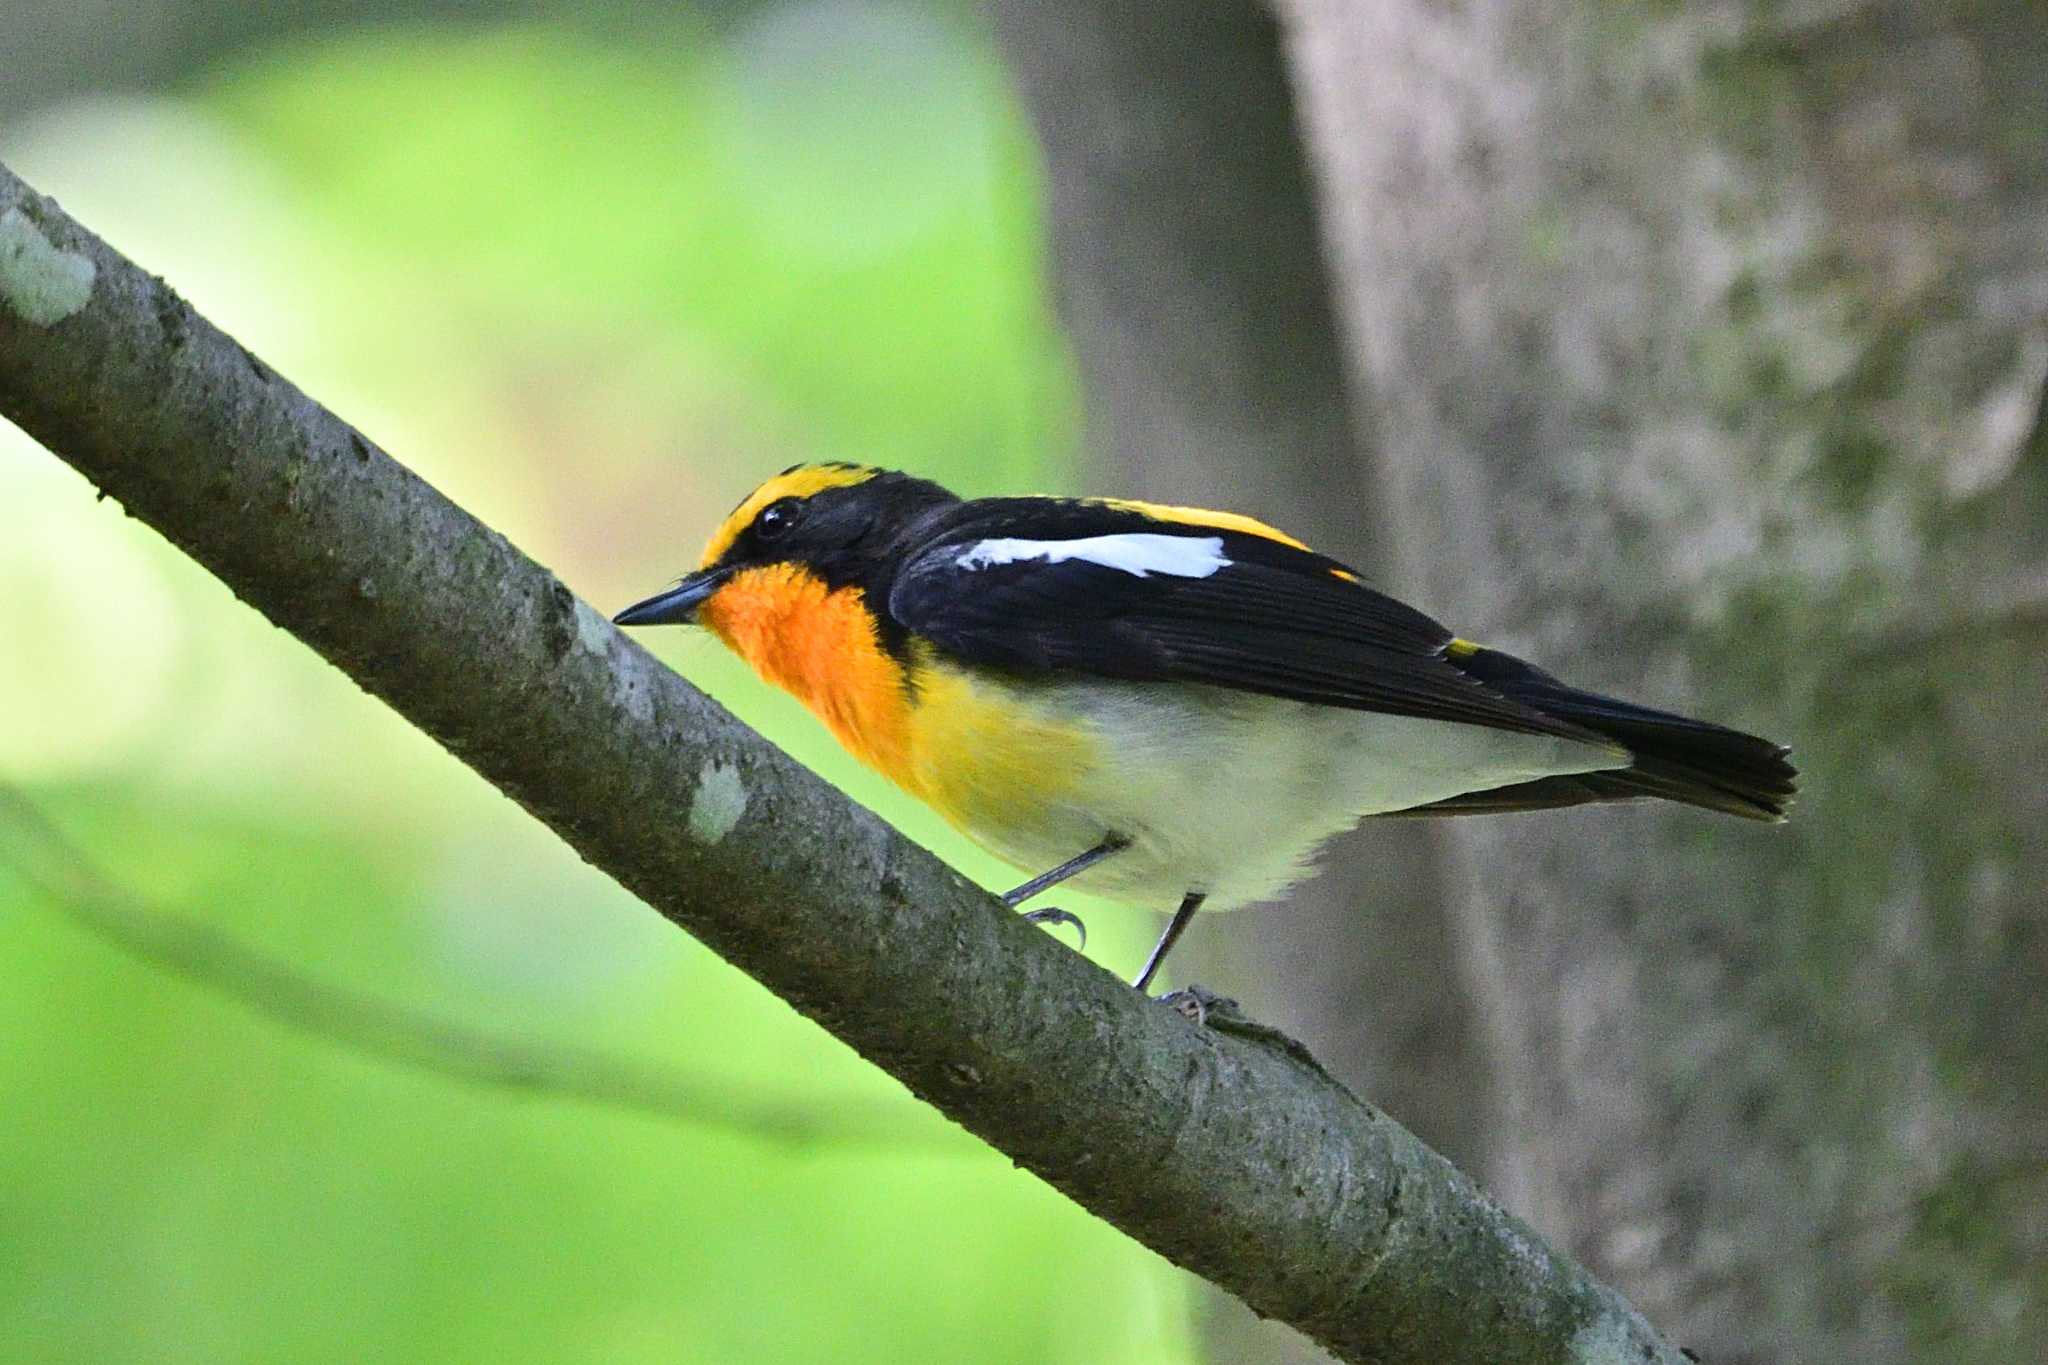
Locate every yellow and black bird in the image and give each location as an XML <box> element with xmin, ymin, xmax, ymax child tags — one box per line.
<box><xmin>615</xmin><ymin>463</ymin><xmax>1795</xmax><ymax>993</ymax></box>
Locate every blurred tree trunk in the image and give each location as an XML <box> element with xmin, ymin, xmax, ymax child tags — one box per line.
<box><xmin>999</xmin><ymin>0</ymin><xmax>2048</xmax><ymax>1361</ymax></box>
<box><xmin>988</xmin><ymin>4</ymin><xmax>1492</xmax><ymax>1358</ymax></box>
<box><xmin>1285</xmin><ymin>1</ymin><xmax>2048</xmax><ymax>1360</ymax></box>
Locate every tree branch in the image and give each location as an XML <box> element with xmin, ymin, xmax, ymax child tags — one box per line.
<box><xmin>0</xmin><ymin>160</ymin><xmax>1684</xmax><ymax>1364</ymax></box>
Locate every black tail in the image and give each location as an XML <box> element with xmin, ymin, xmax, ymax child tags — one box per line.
<box><xmin>1394</xmin><ymin>646</ymin><xmax>1797</xmax><ymax>822</ymax></box>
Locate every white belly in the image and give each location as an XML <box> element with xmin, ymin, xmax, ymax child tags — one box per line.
<box><xmin>928</xmin><ymin>675</ymin><xmax>1626</xmax><ymax>911</ymax></box>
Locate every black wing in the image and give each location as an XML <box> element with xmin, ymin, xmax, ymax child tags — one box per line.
<box><xmin>886</xmin><ymin>500</ymin><xmax>1601</xmax><ymax>742</ymax></box>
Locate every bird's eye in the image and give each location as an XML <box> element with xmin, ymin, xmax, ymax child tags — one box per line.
<box><xmin>754</xmin><ymin>498</ymin><xmax>803</xmax><ymax>542</ymax></box>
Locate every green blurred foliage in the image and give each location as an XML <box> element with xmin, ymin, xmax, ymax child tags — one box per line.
<box><xmin>0</xmin><ymin>10</ymin><xmax>1195</xmax><ymax>1362</ymax></box>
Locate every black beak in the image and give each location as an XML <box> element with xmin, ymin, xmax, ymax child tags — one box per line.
<box><xmin>613</xmin><ymin>567</ymin><xmax>732</xmax><ymax>626</ymax></box>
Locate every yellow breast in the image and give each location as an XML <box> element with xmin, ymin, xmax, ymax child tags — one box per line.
<box><xmin>698</xmin><ymin>566</ymin><xmax>1094</xmax><ymax>841</ymax></box>
<box><xmin>900</xmin><ymin>650</ymin><xmax>1098</xmax><ymax>836</ymax></box>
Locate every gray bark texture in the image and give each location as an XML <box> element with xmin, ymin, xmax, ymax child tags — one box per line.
<box><xmin>0</xmin><ymin>160</ymin><xmax>1691</xmax><ymax>1363</ymax></box>
<box><xmin>997</xmin><ymin>0</ymin><xmax>2048</xmax><ymax>1361</ymax></box>
<box><xmin>1312</xmin><ymin>1</ymin><xmax>2045</xmax><ymax>1360</ymax></box>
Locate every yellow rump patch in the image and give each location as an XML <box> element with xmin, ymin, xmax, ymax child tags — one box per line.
<box><xmin>1087</xmin><ymin>497</ymin><xmax>1309</xmax><ymax>550</ymax></box>
<box><xmin>698</xmin><ymin>463</ymin><xmax>881</xmax><ymax>568</ymax></box>
<box><xmin>1445</xmin><ymin>638</ymin><xmax>1481</xmax><ymax>659</ymax></box>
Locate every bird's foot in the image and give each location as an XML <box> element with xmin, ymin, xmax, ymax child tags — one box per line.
<box><xmin>1153</xmin><ymin>985</ymin><xmax>1339</xmax><ymax>1084</ymax></box>
<box><xmin>1021</xmin><ymin>905</ymin><xmax>1087</xmax><ymax>950</ymax></box>
<box><xmin>1155</xmin><ymin>983</ymin><xmax>1236</xmax><ymax>1029</ymax></box>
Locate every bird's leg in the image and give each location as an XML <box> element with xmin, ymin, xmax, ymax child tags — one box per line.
<box><xmin>1002</xmin><ymin>835</ymin><xmax>1130</xmax><ymax>950</ymax></box>
<box><xmin>1000</xmin><ymin>835</ymin><xmax>1130</xmax><ymax>906</ymax></box>
<box><xmin>1131</xmin><ymin>891</ymin><xmax>1205</xmax><ymax>994</ymax></box>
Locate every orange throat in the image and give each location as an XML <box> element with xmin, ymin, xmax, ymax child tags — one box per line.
<box><xmin>698</xmin><ymin>565</ymin><xmax>915</xmax><ymax>779</ymax></box>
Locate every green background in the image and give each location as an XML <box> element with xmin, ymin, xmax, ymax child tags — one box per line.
<box><xmin>1</xmin><ymin>10</ymin><xmax>1199</xmax><ymax>1362</ymax></box>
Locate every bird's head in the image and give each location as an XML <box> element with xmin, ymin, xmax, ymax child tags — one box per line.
<box><xmin>612</xmin><ymin>462</ymin><xmax>954</xmax><ymax>633</ymax></box>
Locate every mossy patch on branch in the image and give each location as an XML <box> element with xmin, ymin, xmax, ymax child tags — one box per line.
<box><xmin>0</xmin><ymin>207</ymin><xmax>95</xmax><ymax>326</ymax></box>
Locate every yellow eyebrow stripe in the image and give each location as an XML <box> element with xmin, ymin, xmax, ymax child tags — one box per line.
<box><xmin>699</xmin><ymin>463</ymin><xmax>880</xmax><ymax>568</ymax></box>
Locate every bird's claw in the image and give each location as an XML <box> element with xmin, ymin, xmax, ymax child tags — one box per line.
<box><xmin>1022</xmin><ymin>905</ymin><xmax>1087</xmax><ymax>950</ymax></box>
<box><xmin>1152</xmin><ymin>986</ymin><xmax>1339</xmax><ymax>1083</ymax></box>
<box><xmin>1156</xmin><ymin>984</ymin><xmax>1235</xmax><ymax>1028</ymax></box>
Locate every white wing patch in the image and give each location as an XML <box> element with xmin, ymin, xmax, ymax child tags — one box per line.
<box><xmin>953</xmin><ymin>533</ymin><xmax>1230</xmax><ymax>579</ymax></box>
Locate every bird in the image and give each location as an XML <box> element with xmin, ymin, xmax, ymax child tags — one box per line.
<box><xmin>614</xmin><ymin>463</ymin><xmax>1795</xmax><ymax>996</ymax></box>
